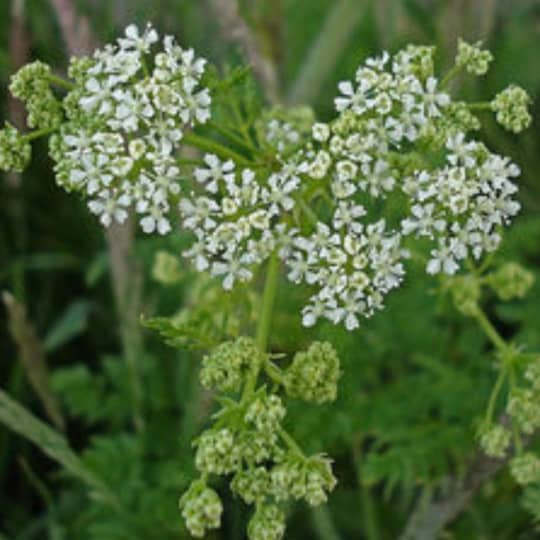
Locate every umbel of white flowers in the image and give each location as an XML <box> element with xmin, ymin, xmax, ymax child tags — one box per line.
<box><xmin>0</xmin><ymin>29</ymin><xmax>531</xmax><ymax>332</ymax></box>
<box><xmin>179</xmin><ymin>44</ymin><xmax>530</xmax><ymax>330</ymax></box>
<box><xmin>6</xmin><ymin>23</ymin><xmax>211</xmax><ymax>234</ymax></box>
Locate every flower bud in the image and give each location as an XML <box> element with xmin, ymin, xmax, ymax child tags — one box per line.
<box><xmin>285</xmin><ymin>342</ymin><xmax>341</xmax><ymax>404</ymax></box>
<box><xmin>456</xmin><ymin>39</ymin><xmax>493</xmax><ymax>76</ymax></box>
<box><xmin>478</xmin><ymin>424</ymin><xmax>511</xmax><ymax>458</ymax></box>
<box><xmin>491</xmin><ymin>85</ymin><xmax>532</xmax><ymax>133</ymax></box>
<box><xmin>247</xmin><ymin>504</ymin><xmax>286</xmax><ymax>540</ymax></box>
<box><xmin>510</xmin><ymin>453</ymin><xmax>540</xmax><ymax>485</ymax></box>
<box><xmin>0</xmin><ymin>123</ymin><xmax>31</xmax><ymax>173</ymax></box>
<box><xmin>179</xmin><ymin>480</ymin><xmax>223</xmax><ymax>538</ymax></box>
<box><xmin>488</xmin><ymin>262</ymin><xmax>534</xmax><ymax>301</ymax></box>
<box><xmin>200</xmin><ymin>337</ymin><xmax>263</xmax><ymax>393</ymax></box>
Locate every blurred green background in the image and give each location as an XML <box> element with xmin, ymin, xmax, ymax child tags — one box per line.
<box><xmin>1</xmin><ymin>1</ymin><xmax>540</xmax><ymax>538</ymax></box>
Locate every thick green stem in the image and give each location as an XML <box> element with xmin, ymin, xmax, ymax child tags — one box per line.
<box><xmin>255</xmin><ymin>254</ymin><xmax>280</xmax><ymax>351</ymax></box>
<box><xmin>472</xmin><ymin>307</ymin><xmax>507</xmax><ymax>351</ymax></box>
<box><xmin>242</xmin><ymin>253</ymin><xmax>280</xmax><ymax>401</ymax></box>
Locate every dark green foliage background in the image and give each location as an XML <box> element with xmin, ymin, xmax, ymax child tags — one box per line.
<box><xmin>1</xmin><ymin>1</ymin><xmax>540</xmax><ymax>538</ymax></box>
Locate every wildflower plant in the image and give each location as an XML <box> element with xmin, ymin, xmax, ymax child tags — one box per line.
<box><xmin>2</xmin><ymin>25</ymin><xmax>537</xmax><ymax>539</ymax></box>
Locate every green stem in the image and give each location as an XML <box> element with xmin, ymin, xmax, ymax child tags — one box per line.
<box><xmin>241</xmin><ymin>253</ymin><xmax>280</xmax><ymax>402</ymax></box>
<box><xmin>468</xmin><ymin>102</ymin><xmax>492</xmax><ymax>111</ymax></box>
<box><xmin>278</xmin><ymin>427</ymin><xmax>305</xmax><ymax>457</ymax></box>
<box><xmin>255</xmin><ymin>253</ymin><xmax>280</xmax><ymax>352</ymax></box>
<box><xmin>472</xmin><ymin>307</ymin><xmax>507</xmax><ymax>351</ymax></box>
<box><xmin>297</xmin><ymin>196</ymin><xmax>320</xmax><ymax>227</ymax></box>
<box><xmin>441</xmin><ymin>64</ymin><xmax>463</xmax><ymax>88</ymax></box>
<box><xmin>46</xmin><ymin>74</ymin><xmax>75</xmax><ymax>91</ymax></box>
<box><xmin>264</xmin><ymin>360</ymin><xmax>286</xmax><ymax>386</ymax></box>
<box><xmin>310</xmin><ymin>505</ymin><xmax>341</xmax><ymax>540</ymax></box>
<box><xmin>484</xmin><ymin>367</ymin><xmax>506</xmax><ymax>425</ymax></box>
<box><xmin>207</xmin><ymin>121</ymin><xmax>260</xmax><ymax>154</ymax></box>
<box><xmin>183</xmin><ymin>132</ymin><xmax>251</xmax><ymax>166</ymax></box>
<box><xmin>23</xmin><ymin>127</ymin><xmax>57</xmax><ymax>142</ymax></box>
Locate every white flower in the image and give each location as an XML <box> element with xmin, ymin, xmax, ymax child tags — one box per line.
<box><xmin>194</xmin><ymin>154</ymin><xmax>236</xmax><ymax>193</ymax></box>
<box><xmin>312</xmin><ymin>123</ymin><xmax>330</xmax><ymax>142</ymax></box>
<box><xmin>88</xmin><ymin>189</ymin><xmax>130</xmax><ymax>227</ymax></box>
<box><xmin>119</xmin><ymin>23</ymin><xmax>159</xmax><ymax>53</ymax></box>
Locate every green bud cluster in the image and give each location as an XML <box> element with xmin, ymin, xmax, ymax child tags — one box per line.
<box><xmin>0</xmin><ymin>123</ymin><xmax>31</xmax><ymax>173</ymax></box>
<box><xmin>271</xmin><ymin>453</ymin><xmax>337</xmax><ymax>506</ymax></box>
<box><xmin>179</xmin><ymin>480</ymin><xmax>223</xmax><ymax>538</ymax></box>
<box><xmin>510</xmin><ymin>453</ymin><xmax>540</xmax><ymax>485</ymax></box>
<box><xmin>285</xmin><ymin>341</ymin><xmax>341</xmax><ymax>404</ymax></box>
<box><xmin>507</xmin><ymin>388</ymin><xmax>540</xmax><ymax>435</ymax></box>
<box><xmin>450</xmin><ymin>276</ymin><xmax>480</xmax><ymax>316</ymax></box>
<box><xmin>194</xmin><ymin>428</ymin><xmax>241</xmax><ymax>474</ymax></box>
<box><xmin>182</xmin><ymin>337</ymin><xmax>339</xmax><ymax>538</ymax></box>
<box><xmin>488</xmin><ymin>262</ymin><xmax>534</xmax><ymax>301</ymax></box>
<box><xmin>491</xmin><ymin>85</ymin><xmax>532</xmax><ymax>133</ymax></box>
<box><xmin>247</xmin><ymin>504</ymin><xmax>286</xmax><ymax>540</ymax></box>
<box><xmin>478</xmin><ymin>424</ymin><xmax>511</xmax><ymax>458</ymax></box>
<box><xmin>231</xmin><ymin>467</ymin><xmax>270</xmax><ymax>504</ymax></box>
<box><xmin>200</xmin><ymin>337</ymin><xmax>263</xmax><ymax>393</ymax></box>
<box><xmin>525</xmin><ymin>359</ymin><xmax>540</xmax><ymax>391</ymax></box>
<box><xmin>9</xmin><ymin>61</ymin><xmax>63</xmax><ymax>130</ymax></box>
<box><xmin>456</xmin><ymin>39</ymin><xmax>493</xmax><ymax>75</ymax></box>
<box><xmin>245</xmin><ymin>393</ymin><xmax>286</xmax><ymax>432</ymax></box>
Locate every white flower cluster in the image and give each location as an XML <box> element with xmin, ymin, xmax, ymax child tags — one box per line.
<box><xmin>287</xmin><ymin>219</ymin><xmax>407</xmax><ymax>330</ymax></box>
<box><xmin>180</xmin><ymin>153</ymin><xmax>301</xmax><ymax>290</ymax></box>
<box><xmin>51</xmin><ymin>23</ymin><xmax>211</xmax><ymax>233</ymax></box>
<box><xmin>176</xmin><ymin>44</ymin><xmax>528</xmax><ymax>331</ymax></box>
<box><xmin>402</xmin><ymin>133</ymin><xmax>521</xmax><ymax>275</ymax></box>
<box><xmin>282</xmin><ymin>47</ymin><xmax>449</xmax><ymax>329</ymax></box>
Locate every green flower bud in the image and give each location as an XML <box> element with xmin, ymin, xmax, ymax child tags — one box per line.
<box><xmin>0</xmin><ymin>123</ymin><xmax>31</xmax><ymax>172</ymax></box>
<box><xmin>245</xmin><ymin>393</ymin><xmax>286</xmax><ymax>433</ymax></box>
<box><xmin>488</xmin><ymin>262</ymin><xmax>534</xmax><ymax>301</ymax></box>
<box><xmin>510</xmin><ymin>453</ymin><xmax>540</xmax><ymax>486</ymax></box>
<box><xmin>507</xmin><ymin>389</ymin><xmax>540</xmax><ymax>435</ymax></box>
<box><xmin>478</xmin><ymin>424</ymin><xmax>511</xmax><ymax>458</ymax></box>
<box><xmin>200</xmin><ymin>337</ymin><xmax>263</xmax><ymax>393</ymax></box>
<box><xmin>10</xmin><ymin>61</ymin><xmax>63</xmax><ymax>130</ymax></box>
<box><xmin>285</xmin><ymin>342</ymin><xmax>341</xmax><ymax>404</ymax></box>
<box><xmin>271</xmin><ymin>454</ymin><xmax>337</xmax><ymax>506</ymax></box>
<box><xmin>231</xmin><ymin>467</ymin><xmax>270</xmax><ymax>504</ymax></box>
<box><xmin>491</xmin><ymin>85</ymin><xmax>532</xmax><ymax>133</ymax></box>
<box><xmin>179</xmin><ymin>479</ymin><xmax>223</xmax><ymax>538</ymax></box>
<box><xmin>525</xmin><ymin>359</ymin><xmax>540</xmax><ymax>391</ymax></box>
<box><xmin>247</xmin><ymin>505</ymin><xmax>286</xmax><ymax>540</ymax></box>
<box><xmin>451</xmin><ymin>276</ymin><xmax>480</xmax><ymax>316</ymax></box>
<box><xmin>237</xmin><ymin>428</ymin><xmax>279</xmax><ymax>464</ymax></box>
<box><xmin>194</xmin><ymin>428</ymin><xmax>241</xmax><ymax>474</ymax></box>
<box><xmin>456</xmin><ymin>39</ymin><xmax>493</xmax><ymax>76</ymax></box>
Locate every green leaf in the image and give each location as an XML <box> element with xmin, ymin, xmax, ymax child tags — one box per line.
<box><xmin>44</xmin><ymin>301</ymin><xmax>91</xmax><ymax>353</ymax></box>
<box><xmin>0</xmin><ymin>389</ymin><xmax>120</xmax><ymax>511</ymax></box>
